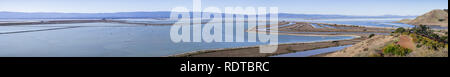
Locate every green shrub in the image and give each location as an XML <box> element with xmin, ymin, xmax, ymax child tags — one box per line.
<box><xmin>441</xmin><ymin>36</ymin><xmax>448</xmax><ymax>43</ymax></box>
<box><xmin>410</xmin><ymin>33</ymin><xmax>447</xmax><ymax>50</ymax></box>
<box><xmin>394</xmin><ymin>27</ymin><xmax>406</xmax><ymax>33</ymax></box>
<box><xmin>438</xmin><ymin>19</ymin><xmax>445</xmax><ymax>22</ymax></box>
<box><xmin>430</xmin><ymin>34</ymin><xmax>440</xmax><ymax>39</ymax></box>
<box><xmin>332</xmin><ymin>41</ymin><xmax>340</xmax><ymax>45</ymax></box>
<box><xmin>382</xmin><ymin>44</ymin><xmax>412</xmax><ymax>56</ymax></box>
<box><xmin>368</xmin><ymin>53</ymin><xmax>383</xmax><ymax>57</ymax></box>
<box><xmin>369</xmin><ymin>34</ymin><xmax>375</xmax><ymax>38</ymax></box>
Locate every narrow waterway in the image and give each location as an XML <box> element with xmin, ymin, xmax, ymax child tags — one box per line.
<box><xmin>272</xmin><ymin>45</ymin><xmax>353</xmax><ymax>57</ymax></box>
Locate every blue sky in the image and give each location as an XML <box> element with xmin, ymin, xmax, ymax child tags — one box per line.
<box><xmin>0</xmin><ymin>0</ymin><xmax>447</xmax><ymax>16</ymax></box>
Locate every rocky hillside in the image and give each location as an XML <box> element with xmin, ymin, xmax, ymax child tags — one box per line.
<box><xmin>406</xmin><ymin>9</ymin><xmax>448</xmax><ymax>27</ymax></box>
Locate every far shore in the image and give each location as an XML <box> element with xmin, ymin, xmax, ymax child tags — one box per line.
<box><xmin>0</xmin><ymin>20</ymin><xmax>107</xmax><ymax>26</ymax></box>
<box><xmin>0</xmin><ymin>19</ymin><xmax>177</xmax><ymax>26</ymax></box>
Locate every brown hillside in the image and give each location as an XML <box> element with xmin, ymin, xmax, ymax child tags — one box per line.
<box><xmin>407</xmin><ymin>9</ymin><xmax>448</xmax><ymax>27</ymax></box>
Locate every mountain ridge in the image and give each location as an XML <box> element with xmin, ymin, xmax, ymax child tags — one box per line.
<box><xmin>403</xmin><ymin>9</ymin><xmax>448</xmax><ymax>27</ymax></box>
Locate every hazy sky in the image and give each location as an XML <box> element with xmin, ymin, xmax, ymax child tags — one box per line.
<box><xmin>0</xmin><ymin>0</ymin><xmax>448</xmax><ymax>16</ymax></box>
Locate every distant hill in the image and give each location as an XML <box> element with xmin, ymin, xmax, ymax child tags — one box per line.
<box><xmin>0</xmin><ymin>11</ymin><xmax>415</xmax><ymax>19</ymax></box>
<box><xmin>405</xmin><ymin>9</ymin><xmax>448</xmax><ymax>27</ymax></box>
<box><xmin>0</xmin><ymin>11</ymin><xmax>172</xmax><ymax>19</ymax></box>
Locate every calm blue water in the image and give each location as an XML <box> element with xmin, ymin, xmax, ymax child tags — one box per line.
<box><xmin>0</xmin><ymin>22</ymin><xmax>354</xmax><ymax>57</ymax></box>
<box><xmin>321</xmin><ymin>24</ymin><xmax>337</xmax><ymax>29</ymax></box>
<box><xmin>310</xmin><ymin>24</ymin><xmax>324</xmax><ymax>28</ymax></box>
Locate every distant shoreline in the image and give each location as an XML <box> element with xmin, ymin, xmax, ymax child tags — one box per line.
<box><xmin>0</xmin><ymin>19</ymin><xmax>180</xmax><ymax>26</ymax></box>
<box><xmin>0</xmin><ymin>20</ymin><xmax>108</xmax><ymax>26</ymax></box>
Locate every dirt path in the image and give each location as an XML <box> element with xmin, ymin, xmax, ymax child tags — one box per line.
<box><xmin>398</xmin><ymin>35</ymin><xmax>416</xmax><ymax>50</ymax></box>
